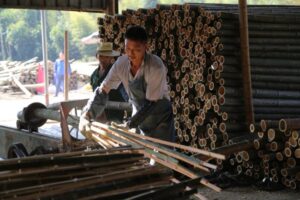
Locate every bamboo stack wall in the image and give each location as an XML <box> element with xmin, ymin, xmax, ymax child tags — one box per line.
<box><xmin>97</xmin><ymin>4</ymin><xmax>300</xmax><ymax>189</ymax></box>
<box><xmin>227</xmin><ymin>119</ymin><xmax>300</xmax><ymax>190</ymax></box>
<box><xmin>98</xmin><ymin>4</ymin><xmax>236</xmax><ymax>152</ymax></box>
<box><xmin>199</xmin><ymin>4</ymin><xmax>300</xmax><ymax>189</ymax></box>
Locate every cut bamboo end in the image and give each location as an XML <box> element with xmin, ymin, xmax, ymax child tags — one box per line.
<box><xmin>279</xmin><ymin>119</ymin><xmax>287</xmax><ymax>132</ymax></box>
<box><xmin>276</xmin><ymin>152</ymin><xmax>284</xmax><ymax>161</ymax></box>
<box><xmin>287</xmin><ymin>158</ymin><xmax>296</xmax><ymax>168</ymax></box>
<box><xmin>281</xmin><ymin>168</ymin><xmax>288</xmax><ymax>177</ymax></box>
<box><xmin>257</xmin><ymin>131</ymin><xmax>265</xmax><ymax>139</ymax></box>
<box><xmin>272</xmin><ymin>175</ymin><xmax>279</xmax><ymax>183</ymax></box>
<box><xmin>284</xmin><ymin>147</ymin><xmax>292</xmax><ymax>157</ymax></box>
<box><xmin>267</xmin><ymin>128</ymin><xmax>276</xmax><ymax>142</ymax></box>
<box><xmin>294</xmin><ymin>148</ymin><xmax>300</xmax><ymax>159</ymax></box>
<box><xmin>289</xmin><ymin>137</ymin><xmax>298</xmax><ymax>148</ymax></box>
<box><xmin>253</xmin><ymin>139</ymin><xmax>261</xmax><ymax>150</ymax></box>
<box><xmin>270</xmin><ymin>141</ymin><xmax>278</xmax><ymax>152</ymax></box>
<box><xmin>291</xmin><ymin>130</ymin><xmax>299</xmax><ymax>140</ymax></box>
<box><xmin>260</xmin><ymin>120</ymin><xmax>267</xmax><ymax>132</ymax></box>
<box><xmin>289</xmin><ymin>180</ymin><xmax>297</xmax><ymax>190</ymax></box>
<box><xmin>249</xmin><ymin>124</ymin><xmax>255</xmax><ymax>133</ymax></box>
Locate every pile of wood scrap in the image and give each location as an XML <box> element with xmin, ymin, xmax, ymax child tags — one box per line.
<box><xmin>0</xmin><ymin>57</ymin><xmax>42</xmax><ymax>95</ymax></box>
<box><xmin>0</xmin><ymin>58</ymin><xmax>78</xmax><ymax>96</ymax></box>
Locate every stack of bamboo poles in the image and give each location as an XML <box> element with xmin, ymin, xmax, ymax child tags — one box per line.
<box><xmin>0</xmin><ymin>120</ymin><xmax>227</xmax><ymax>199</ymax></box>
<box><xmin>97</xmin><ymin>4</ymin><xmax>300</xmax><ymax>188</ymax></box>
<box><xmin>0</xmin><ymin>147</ymin><xmax>201</xmax><ymax>199</ymax></box>
<box><xmin>98</xmin><ymin>4</ymin><xmax>237</xmax><ymax>152</ymax></box>
<box><xmin>87</xmin><ymin>121</ymin><xmax>224</xmax><ymax>192</ymax></box>
<box><xmin>219</xmin><ymin>12</ymin><xmax>300</xmax><ymax>123</ymax></box>
<box><xmin>199</xmin><ymin>4</ymin><xmax>300</xmax><ymax>188</ymax></box>
<box><xmin>226</xmin><ymin>119</ymin><xmax>300</xmax><ymax>190</ymax></box>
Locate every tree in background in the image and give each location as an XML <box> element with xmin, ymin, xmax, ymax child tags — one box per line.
<box><xmin>0</xmin><ymin>9</ymin><xmax>43</xmax><ymax>60</ymax></box>
<box><xmin>0</xmin><ymin>9</ymin><xmax>99</xmax><ymax>61</ymax></box>
<box><xmin>1</xmin><ymin>0</ymin><xmax>299</xmax><ymax>61</ymax></box>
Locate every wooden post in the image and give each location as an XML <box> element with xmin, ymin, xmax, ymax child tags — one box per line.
<box><xmin>40</xmin><ymin>10</ymin><xmax>49</xmax><ymax>106</ymax></box>
<box><xmin>64</xmin><ymin>31</ymin><xmax>69</xmax><ymax>101</ymax></box>
<box><xmin>0</xmin><ymin>25</ymin><xmax>6</xmax><ymax>60</ymax></box>
<box><xmin>239</xmin><ymin>0</ymin><xmax>254</xmax><ymax>126</ymax></box>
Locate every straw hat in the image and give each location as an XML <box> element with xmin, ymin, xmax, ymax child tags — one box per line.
<box><xmin>97</xmin><ymin>42</ymin><xmax>120</xmax><ymax>57</ymax></box>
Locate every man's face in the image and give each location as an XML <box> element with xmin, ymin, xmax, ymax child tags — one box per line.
<box><xmin>125</xmin><ymin>39</ymin><xmax>147</xmax><ymax>66</ymax></box>
<box><xmin>59</xmin><ymin>53</ymin><xmax>65</xmax><ymax>60</ymax></box>
<box><xmin>98</xmin><ymin>55</ymin><xmax>112</xmax><ymax>68</ymax></box>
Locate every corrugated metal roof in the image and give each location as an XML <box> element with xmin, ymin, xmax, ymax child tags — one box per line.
<box><xmin>0</xmin><ymin>0</ymin><xmax>118</xmax><ymax>14</ymax></box>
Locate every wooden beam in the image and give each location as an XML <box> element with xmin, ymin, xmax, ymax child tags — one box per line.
<box><xmin>239</xmin><ymin>0</ymin><xmax>254</xmax><ymax>126</ymax></box>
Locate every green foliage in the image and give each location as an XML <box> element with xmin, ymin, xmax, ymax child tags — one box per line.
<box><xmin>1</xmin><ymin>0</ymin><xmax>300</xmax><ymax>61</ymax></box>
<box><xmin>0</xmin><ymin>9</ymin><xmax>99</xmax><ymax>61</ymax></box>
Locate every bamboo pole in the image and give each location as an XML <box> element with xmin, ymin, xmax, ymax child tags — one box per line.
<box><xmin>64</xmin><ymin>31</ymin><xmax>69</xmax><ymax>101</ymax></box>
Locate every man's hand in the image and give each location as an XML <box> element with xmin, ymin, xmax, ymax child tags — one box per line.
<box><xmin>111</xmin><ymin>121</ymin><xmax>130</xmax><ymax>131</ymax></box>
<box><xmin>79</xmin><ymin>112</ymin><xmax>93</xmax><ymax>139</ymax></box>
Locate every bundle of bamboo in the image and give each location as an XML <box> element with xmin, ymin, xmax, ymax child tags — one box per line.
<box><xmin>226</xmin><ymin>119</ymin><xmax>300</xmax><ymax>190</ymax></box>
<box><xmin>0</xmin><ymin>147</ymin><xmax>202</xmax><ymax>199</ymax></box>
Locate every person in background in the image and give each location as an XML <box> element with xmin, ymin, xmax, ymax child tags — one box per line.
<box><xmin>90</xmin><ymin>42</ymin><xmax>128</xmax><ymax>122</ymax></box>
<box><xmin>80</xmin><ymin>25</ymin><xmax>175</xmax><ymax>142</ymax></box>
<box><xmin>54</xmin><ymin>52</ymin><xmax>71</xmax><ymax>96</ymax></box>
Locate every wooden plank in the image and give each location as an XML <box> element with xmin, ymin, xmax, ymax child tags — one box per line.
<box><xmin>57</xmin><ymin>0</ymin><xmax>69</xmax><ymax>7</ymax></box>
<box><xmin>239</xmin><ymin>0</ymin><xmax>254</xmax><ymax>126</ymax></box>
<box><xmin>92</xmin><ymin>0</ymin><xmax>105</xmax><ymax>8</ymax></box>
<box><xmin>2</xmin><ymin>64</ymin><xmax>32</xmax><ymax>97</ymax></box>
<box><xmin>111</xmin><ymin>123</ymin><xmax>225</xmax><ymax>160</ymax></box>
<box><xmin>5</xmin><ymin>0</ymin><xmax>18</xmax><ymax>6</ymax></box>
<box><xmin>45</xmin><ymin>0</ymin><xmax>56</xmax><ymax>7</ymax></box>
<box><xmin>143</xmin><ymin>150</ymin><xmax>221</xmax><ymax>192</ymax></box>
<box><xmin>69</xmin><ymin>0</ymin><xmax>80</xmax><ymax>8</ymax></box>
<box><xmin>30</xmin><ymin>0</ymin><xmax>44</xmax><ymax>7</ymax></box>
<box><xmin>93</xmin><ymin>122</ymin><xmax>213</xmax><ymax>172</ymax></box>
<box><xmin>18</xmin><ymin>0</ymin><xmax>31</xmax><ymax>6</ymax></box>
<box><xmin>12</xmin><ymin>76</ymin><xmax>32</xmax><ymax>97</ymax></box>
<box><xmin>80</xmin><ymin>0</ymin><xmax>92</xmax><ymax>8</ymax></box>
<box><xmin>0</xmin><ymin>0</ymin><xmax>112</xmax><ymax>12</ymax></box>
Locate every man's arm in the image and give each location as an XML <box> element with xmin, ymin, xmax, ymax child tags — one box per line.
<box><xmin>127</xmin><ymin>99</ymin><xmax>156</xmax><ymax>128</ymax></box>
<box><xmin>82</xmin><ymin>61</ymin><xmax>122</xmax><ymax>121</ymax></box>
<box><xmin>83</xmin><ymin>87</ymin><xmax>109</xmax><ymax>120</ymax></box>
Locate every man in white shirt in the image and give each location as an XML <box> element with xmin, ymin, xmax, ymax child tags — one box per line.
<box><xmin>80</xmin><ymin>25</ymin><xmax>175</xmax><ymax>142</ymax></box>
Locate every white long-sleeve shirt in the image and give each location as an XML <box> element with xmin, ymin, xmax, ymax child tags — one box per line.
<box><xmin>101</xmin><ymin>53</ymin><xmax>170</xmax><ymax>100</ymax></box>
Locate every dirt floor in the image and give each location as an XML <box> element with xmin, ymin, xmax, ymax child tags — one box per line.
<box><xmin>0</xmin><ymin>89</ymin><xmax>299</xmax><ymax>200</ymax></box>
<box><xmin>198</xmin><ymin>186</ymin><xmax>300</xmax><ymax>200</ymax></box>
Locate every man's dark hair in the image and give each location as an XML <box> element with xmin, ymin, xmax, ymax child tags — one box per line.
<box><xmin>125</xmin><ymin>25</ymin><xmax>148</xmax><ymax>42</ymax></box>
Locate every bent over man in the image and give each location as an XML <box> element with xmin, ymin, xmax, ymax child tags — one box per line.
<box><xmin>80</xmin><ymin>25</ymin><xmax>175</xmax><ymax>142</ymax></box>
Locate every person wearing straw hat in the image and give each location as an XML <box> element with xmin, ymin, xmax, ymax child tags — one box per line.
<box><xmin>80</xmin><ymin>26</ymin><xmax>175</xmax><ymax>142</ymax></box>
<box><xmin>90</xmin><ymin>42</ymin><xmax>128</xmax><ymax>122</ymax></box>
